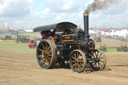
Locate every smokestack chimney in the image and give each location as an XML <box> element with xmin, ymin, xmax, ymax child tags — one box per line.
<box><xmin>83</xmin><ymin>10</ymin><xmax>90</xmax><ymax>39</ymax></box>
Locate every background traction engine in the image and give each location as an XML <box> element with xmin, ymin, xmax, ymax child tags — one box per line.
<box><xmin>34</xmin><ymin>10</ymin><xmax>106</xmax><ymax>73</ymax></box>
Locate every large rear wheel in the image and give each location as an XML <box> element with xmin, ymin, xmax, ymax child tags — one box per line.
<box><xmin>69</xmin><ymin>50</ymin><xmax>86</xmax><ymax>73</ymax></box>
<box><xmin>36</xmin><ymin>40</ymin><xmax>57</xmax><ymax>69</ymax></box>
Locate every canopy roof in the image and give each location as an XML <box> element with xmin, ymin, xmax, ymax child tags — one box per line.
<box><xmin>33</xmin><ymin>22</ymin><xmax>77</xmax><ymax>32</ymax></box>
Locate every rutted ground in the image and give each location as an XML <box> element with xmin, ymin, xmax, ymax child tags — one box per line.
<box><xmin>0</xmin><ymin>49</ymin><xmax>128</xmax><ymax>85</ymax></box>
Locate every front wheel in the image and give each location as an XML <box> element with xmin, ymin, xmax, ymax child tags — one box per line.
<box><xmin>69</xmin><ymin>50</ymin><xmax>86</xmax><ymax>73</ymax></box>
<box><xmin>90</xmin><ymin>50</ymin><xmax>106</xmax><ymax>71</ymax></box>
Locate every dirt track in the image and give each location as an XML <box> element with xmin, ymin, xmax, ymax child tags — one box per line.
<box><xmin>0</xmin><ymin>50</ymin><xmax>128</xmax><ymax>85</ymax></box>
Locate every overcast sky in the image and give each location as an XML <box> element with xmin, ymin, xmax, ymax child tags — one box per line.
<box><xmin>0</xmin><ymin>0</ymin><xmax>128</xmax><ymax>29</ymax></box>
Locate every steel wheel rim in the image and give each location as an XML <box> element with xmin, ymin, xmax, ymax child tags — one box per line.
<box><xmin>91</xmin><ymin>50</ymin><xmax>106</xmax><ymax>71</ymax></box>
<box><xmin>48</xmin><ymin>36</ymin><xmax>54</xmax><ymax>41</ymax></box>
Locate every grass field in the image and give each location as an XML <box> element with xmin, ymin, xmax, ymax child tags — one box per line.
<box><xmin>0</xmin><ymin>36</ymin><xmax>128</xmax><ymax>53</ymax></box>
<box><xmin>91</xmin><ymin>36</ymin><xmax>128</xmax><ymax>47</ymax></box>
<box><xmin>0</xmin><ymin>40</ymin><xmax>36</xmax><ymax>53</ymax></box>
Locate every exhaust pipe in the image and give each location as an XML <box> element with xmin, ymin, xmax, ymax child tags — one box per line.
<box><xmin>83</xmin><ymin>10</ymin><xmax>90</xmax><ymax>39</ymax></box>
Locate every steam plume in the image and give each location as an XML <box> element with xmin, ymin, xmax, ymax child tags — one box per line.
<box><xmin>87</xmin><ymin>0</ymin><xmax>119</xmax><ymax>12</ymax></box>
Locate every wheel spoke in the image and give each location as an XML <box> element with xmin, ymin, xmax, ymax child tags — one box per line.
<box><xmin>99</xmin><ymin>57</ymin><xmax>104</xmax><ymax>59</ymax></box>
<box><xmin>74</xmin><ymin>53</ymin><xmax>77</xmax><ymax>58</ymax></box>
<box><xmin>99</xmin><ymin>53</ymin><xmax>102</xmax><ymax>58</ymax></box>
<box><xmin>78</xmin><ymin>62</ymin><xmax>83</xmax><ymax>70</ymax></box>
<box><xmin>47</xmin><ymin>56</ymin><xmax>51</xmax><ymax>62</ymax></box>
<box><xmin>78</xmin><ymin>59</ymin><xmax>83</xmax><ymax>63</ymax></box>
<box><xmin>48</xmin><ymin>50</ymin><xmax>52</xmax><ymax>54</ymax></box>
<box><xmin>77</xmin><ymin>52</ymin><xmax>79</xmax><ymax>57</ymax></box>
<box><xmin>94</xmin><ymin>52</ymin><xmax>97</xmax><ymax>58</ymax></box>
<box><xmin>96</xmin><ymin>52</ymin><xmax>99</xmax><ymax>58</ymax></box>
<box><xmin>72</xmin><ymin>60</ymin><xmax>75</xmax><ymax>63</ymax></box>
<box><xmin>100</xmin><ymin>61</ymin><xmax>104</xmax><ymax>62</ymax></box>
<box><xmin>72</xmin><ymin>56</ymin><xmax>76</xmax><ymax>60</ymax></box>
<box><xmin>78</xmin><ymin>53</ymin><xmax>81</xmax><ymax>58</ymax></box>
<box><xmin>99</xmin><ymin>62</ymin><xmax>104</xmax><ymax>68</ymax></box>
<box><xmin>93</xmin><ymin>63</ymin><xmax>96</xmax><ymax>67</ymax></box>
<box><xmin>77</xmin><ymin>64</ymin><xmax>80</xmax><ymax>70</ymax></box>
<box><xmin>40</xmin><ymin>57</ymin><xmax>45</xmax><ymax>64</ymax></box>
<box><xmin>47</xmin><ymin>46</ymin><xmax>51</xmax><ymax>51</ymax></box>
<box><xmin>42</xmin><ymin>44</ymin><xmax>46</xmax><ymax>50</ymax></box>
<box><xmin>40</xmin><ymin>59</ymin><xmax>43</xmax><ymax>63</ymax></box>
<box><xmin>96</xmin><ymin>63</ymin><xmax>98</xmax><ymax>68</ymax></box>
<box><xmin>45</xmin><ymin>57</ymin><xmax>49</xmax><ymax>65</ymax></box>
<box><xmin>48</xmin><ymin>54</ymin><xmax>52</xmax><ymax>57</ymax></box>
<box><xmin>75</xmin><ymin>62</ymin><xmax>78</xmax><ymax>66</ymax></box>
<box><xmin>73</xmin><ymin>63</ymin><xmax>76</xmax><ymax>66</ymax></box>
<box><xmin>39</xmin><ymin>49</ymin><xmax>45</xmax><ymax>52</ymax></box>
<box><xmin>45</xmin><ymin>42</ymin><xmax>48</xmax><ymax>48</ymax></box>
<box><xmin>92</xmin><ymin>53</ymin><xmax>96</xmax><ymax>58</ymax></box>
<box><xmin>75</xmin><ymin>64</ymin><xmax>77</xmax><ymax>70</ymax></box>
<box><xmin>97</xmin><ymin>63</ymin><xmax>100</xmax><ymax>68</ymax></box>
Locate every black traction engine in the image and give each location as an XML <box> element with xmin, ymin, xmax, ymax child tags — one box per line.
<box><xmin>33</xmin><ymin>10</ymin><xmax>106</xmax><ymax>73</ymax></box>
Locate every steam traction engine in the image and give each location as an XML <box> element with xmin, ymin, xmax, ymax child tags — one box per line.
<box><xmin>33</xmin><ymin>11</ymin><xmax>106</xmax><ymax>73</ymax></box>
